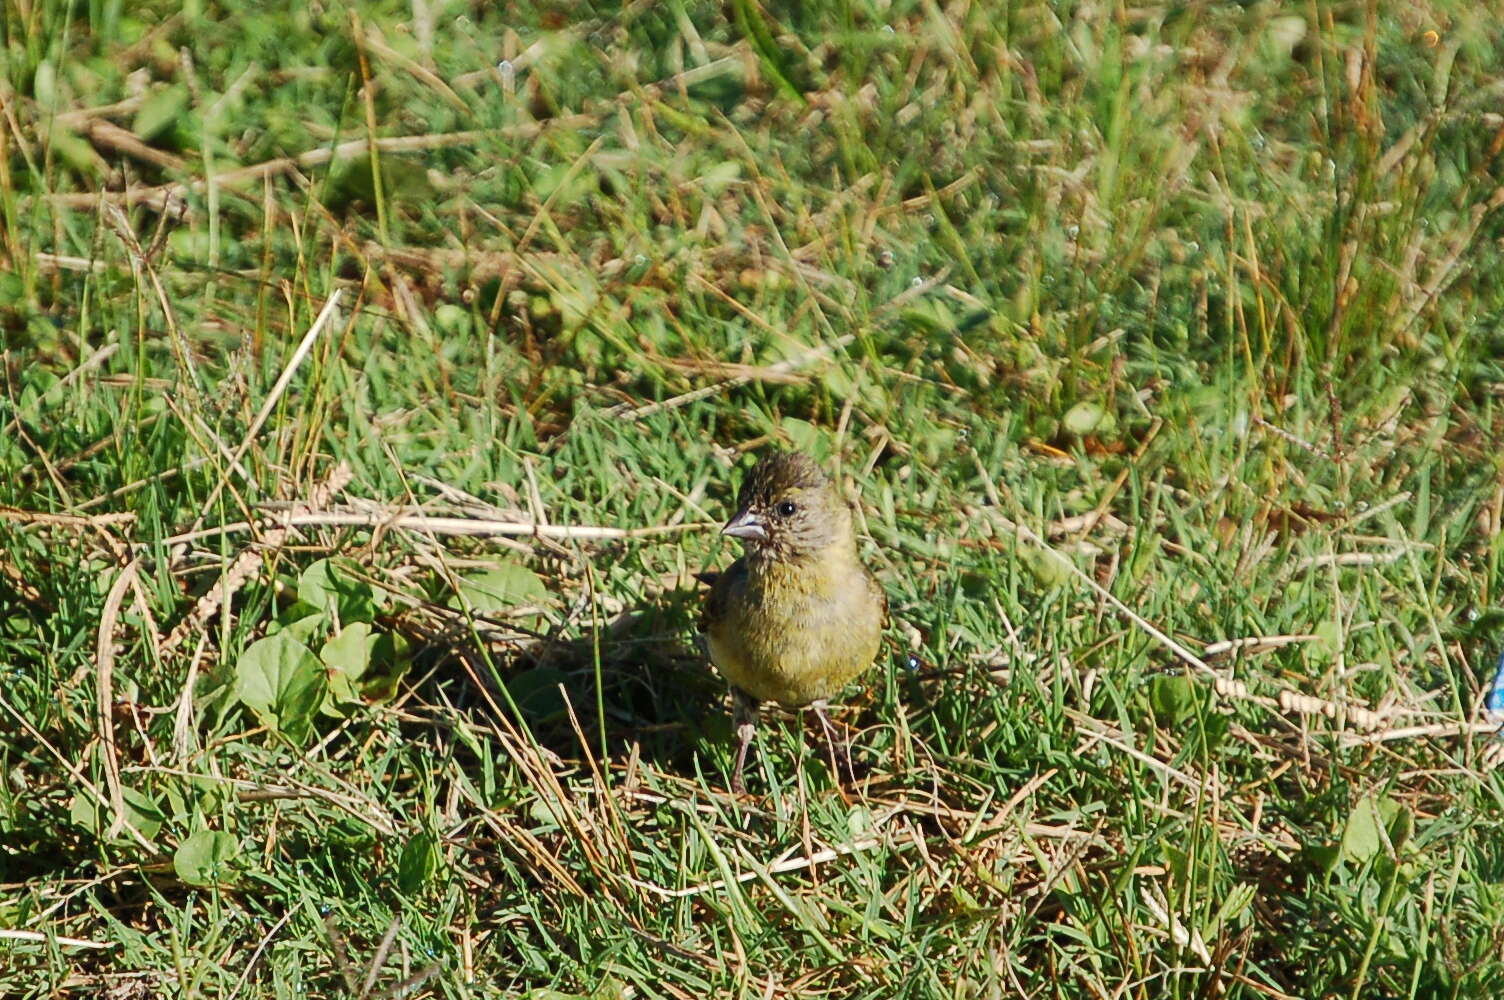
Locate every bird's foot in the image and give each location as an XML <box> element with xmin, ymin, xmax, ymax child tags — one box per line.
<box><xmin>730</xmin><ymin>690</ymin><xmax>760</xmax><ymax>796</ymax></box>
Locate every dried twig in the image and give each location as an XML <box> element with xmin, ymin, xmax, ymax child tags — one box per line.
<box><xmin>171</xmin><ymin>289</ymin><xmax>344</xmax><ymax>567</ymax></box>
<box><xmin>155</xmin><ymin>508</ymin><xmax>709</xmax><ymax>551</ymax></box>
<box><xmin>96</xmin><ymin>559</ymin><xmax>138</xmax><ymax>839</ymax></box>
<box><xmin>160</xmin><ymin>462</ymin><xmax>355</xmax><ymax>657</ymax></box>
<box><xmin>0</xmin><ymin>928</ymin><xmax>114</xmax><ymax>950</ymax></box>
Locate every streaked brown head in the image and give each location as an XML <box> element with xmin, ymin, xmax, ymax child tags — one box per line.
<box><xmin>721</xmin><ymin>452</ymin><xmax>852</xmax><ymax>561</ymax></box>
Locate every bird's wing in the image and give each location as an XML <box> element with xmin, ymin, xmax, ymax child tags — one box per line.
<box><xmin>700</xmin><ymin>557</ymin><xmax>747</xmax><ymax>636</ymax></box>
<box><xmin>869</xmin><ymin>569</ymin><xmax>889</xmax><ymax>629</ymax></box>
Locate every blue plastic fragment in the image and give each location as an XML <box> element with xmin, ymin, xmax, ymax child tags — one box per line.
<box><xmin>1487</xmin><ymin>649</ymin><xmax>1504</xmax><ymax>715</ymax></box>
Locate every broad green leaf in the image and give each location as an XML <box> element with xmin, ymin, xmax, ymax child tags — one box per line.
<box><xmin>269</xmin><ymin>599</ymin><xmax>326</xmax><ymax>643</ymax></box>
<box><xmin>357</xmin><ymin>631</ymin><xmax>413</xmax><ymax>704</ymax></box>
<box><xmin>450</xmin><ymin>562</ymin><xmax>549</xmax><ymax>617</ymax></box>
<box><xmin>167</xmin><ymin>227</ymin><xmax>214</xmax><ymax>262</ymax></box>
<box><xmin>321</xmin><ymin>622</ymin><xmax>379</xmax><ymax>711</ymax></box>
<box><xmin>1337</xmin><ymin>794</ymin><xmax>1390</xmax><ymax>867</ymax></box>
<box><xmin>174</xmin><ymin>830</ymin><xmax>239</xmax><ymax>887</ymax></box>
<box><xmin>846</xmin><ymin>805</ymin><xmax>875</xmax><ymax>839</ymax></box>
<box><xmin>162</xmin><ymin>773</ymin><xmax>227</xmax><ymax>820</ymax></box>
<box><xmin>527</xmin><ymin>794</ymin><xmax>565</xmax><ymax>828</ymax></box>
<box><xmin>1018</xmin><ymin>545</ymin><xmax>1072</xmax><ymax>589</ymax></box>
<box><xmin>397</xmin><ymin>832</ymin><xmax>439</xmax><ymax>894</ymax></box>
<box><xmin>48</xmin><ymin>129</ymin><xmax>105</xmax><ymax>178</ymax></box>
<box><xmin>321</xmin><ymin>622</ymin><xmax>377</xmax><ymax>682</ymax></box>
<box><xmin>236</xmin><ymin>633</ymin><xmax>327</xmax><ymax>744</ymax></box>
<box><xmin>1147</xmin><ymin>675</ymin><xmax>1201</xmax><ymax>727</ymax></box>
<box><xmin>1313</xmin><ymin>619</ymin><xmax>1344</xmax><ymax>660</ymax></box>
<box><xmin>505</xmin><ymin>667</ymin><xmax>568</xmax><ymax>721</ymax></box>
<box><xmin>434</xmin><ymin>303</ymin><xmax>470</xmax><ymax>336</ymax></box>
<box><xmin>69</xmin><ymin>786</ymin><xmax>165</xmax><ymax>842</ymax></box>
<box><xmin>299</xmin><ymin>558</ymin><xmax>377</xmax><ymax>624</ymax></box>
<box><xmin>901</xmin><ymin>303</ymin><xmax>951</xmax><ymax>336</ymax></box>
<box><xmin>32</xmin><ymin>60</ymin><xmax>58</xmax><ymax>106</ymax></box>
<box><xmin>778</xmin><ymin>418</ymin><xmax>829</xmax><ymax>461</ymax></box>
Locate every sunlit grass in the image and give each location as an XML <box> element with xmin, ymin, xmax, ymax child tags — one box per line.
<box><xmin>3</xmin><ymin>1</ymin><xmax>1504</xmax><ymax>997</ymax></box>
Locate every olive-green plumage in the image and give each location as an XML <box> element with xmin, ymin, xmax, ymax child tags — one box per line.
<box><xmin>702</xmin><ymin>451</ymin><xmax>886</xmax><ymax>792</ymax></box>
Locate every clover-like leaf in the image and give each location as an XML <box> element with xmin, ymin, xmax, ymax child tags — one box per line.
<box><xmin>504</xmin><ymin>666</ymin><xmax>568</xmax><ymax>722</ymax></box>
<box><xmin>236</xmin><ymin>633</ymin><xmax>327</xmax><ymax>744</ymax></box>
<box><xmin>397</xmin><ymin>832</ymin><xmax>439</xmax><ymax>895</ymax></box>
<box><xmin>299</xmin><ymin>558</ymin><xmax>377</xmax><ymax>624</ymax></box>
<box><xmin>174</xmin><ymin>830</ymin><xmax>240</xmax><ymax>887</ymax></box>
<box><xmin>68</xmin><ymin>785</ymin><xmax>166</xmax><ymax>843</ymax></box>
<box><xmin>1332</xmin><ymin>794</ymin><xmax>1394</xmax><ymax>870</ymax></box>
<box><xmin>450</xmin><ymin>561</ymin><xmax>550</xmax><ymax>620</ymax></box>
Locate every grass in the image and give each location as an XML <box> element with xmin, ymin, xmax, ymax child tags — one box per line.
<box><xmin>4</xmin><ymin>0</ymin><xmax>1504</xmax><ymax>996</ymax></box>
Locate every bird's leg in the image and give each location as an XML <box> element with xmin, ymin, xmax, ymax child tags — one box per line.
<box><xmin>810</xmin><ymin>700</ymin><xmax>855</xmax><ymax>788</ymax></box>
<box><xmin>730</xmin><ymin>688</ymin><xmax>760</xmax><ymax>795</ymax></box>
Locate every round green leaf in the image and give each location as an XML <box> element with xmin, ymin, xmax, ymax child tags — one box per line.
<box><xmin>450</xmin><ymin>561</ymin><xmax>549</xmax><ymax>617</ymax></box>
<box><xmin>236</xmin><ymin>633</ymin><xmax>327</xmax><ymax>744</ymax></box>
<box><xmin>269</xmin><ymin>599</ymin><xmax>327</xmax><ymax>643</ymax></box>
<box><xmin>321</xmin><ymin>622</ymin><xmax>377</xmax><ymax>682</ymax></box>
<box><xmin>174</xmin><ymin>830</ymin><xmax>239</xmax><ymax>887</ymax></box>
<box><xmin>299</xmin><ymin>558</ymin><xmax>377</xmax><ymax>623</ymax></box>
<box><xmin>1018</xmin><ymin>545</ymin><xmax>1072</xmax><ymax>589</ymax></box>
<box><xmin>1147</xmin><ymin>675</ymin><xmax>1201</xmax><ymax>727</ymax></box>
<box><xmin>68</xmin><ymin>786</ymin><xmax>165</xmax><ymax>843</ymax></box>
<box><xmin>1338</xmin><ymin>794</ymin><xmax>1389</xmax><ymax>867</ymax></box>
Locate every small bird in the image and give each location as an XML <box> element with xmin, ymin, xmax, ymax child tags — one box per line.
<box><xmin>702</xmin><ymin>451</ymin><xmax>887</xmax><ymax>793</ymax></box>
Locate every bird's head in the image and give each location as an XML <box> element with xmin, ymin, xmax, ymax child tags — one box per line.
<box><xmin>721</xmin><ymin>452</ymin><xmax>853</xmax><ymax>562</ymax></box>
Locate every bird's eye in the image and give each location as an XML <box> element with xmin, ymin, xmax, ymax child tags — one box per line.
<box><xmin>775</xmin><ymin>500</ymin><xmax>798</xmax><ymax>518</ymax></box>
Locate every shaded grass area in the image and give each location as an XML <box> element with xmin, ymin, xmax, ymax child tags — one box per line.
<box><xmin>4</xmin><ymin>0</ymin><xmax>1504</xmax><ymax>996</ymax></box>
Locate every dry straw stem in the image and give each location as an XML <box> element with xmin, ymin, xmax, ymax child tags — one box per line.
<box><xmin>975</xmin><ymin>451</ymin><xmax>1437</xmax><ymax>741</ymax></box>
<box><xmin>95</xmin><ymin>558</ymin><xmax>141</xmax><ymax>841</ymax></box>
<box><xmin>171</xmin><ymin>288</ymin><xmax>345</xmax><ymax>564</ymax></box>
<box><xmin>1</xmin><ymin>507</ymin><xmax>136</xmax><ymax>528</ymax></box>
<box><xmin>159</xmin><ymin>462</ymin><xmax>355</xmax><ymax>657</ymax></box>
<box><xmin>0</xmin><ymin>928</ymin><xmax>113</xmax><ymax>951</ymax></box>
<box><xmin>1202</xmin><ymin>634</ymin><xmax>1322</xmax><ymax>658</ymax></box>
<box><xmin>154</xmin><ymin>508</ymin><xmax>709</xmax><ymax>550</ymax></box>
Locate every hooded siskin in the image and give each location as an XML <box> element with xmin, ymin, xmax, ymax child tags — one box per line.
<box><xmin>703</xmin><ymin>452</ymin><xmax>886</xmax><ymax>708</ymax></box>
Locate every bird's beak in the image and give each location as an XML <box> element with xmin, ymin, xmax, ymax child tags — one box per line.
<box><xmin>721</xmin><ymin>508</ymin><xmax>768</xmax><ymax>542</ymax></box>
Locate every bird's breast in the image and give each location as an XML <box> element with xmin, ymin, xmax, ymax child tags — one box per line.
<box><xmin>706</xmin><ymin>551</ymin><xmax>883</xmax><ymax>707</ymax></box>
